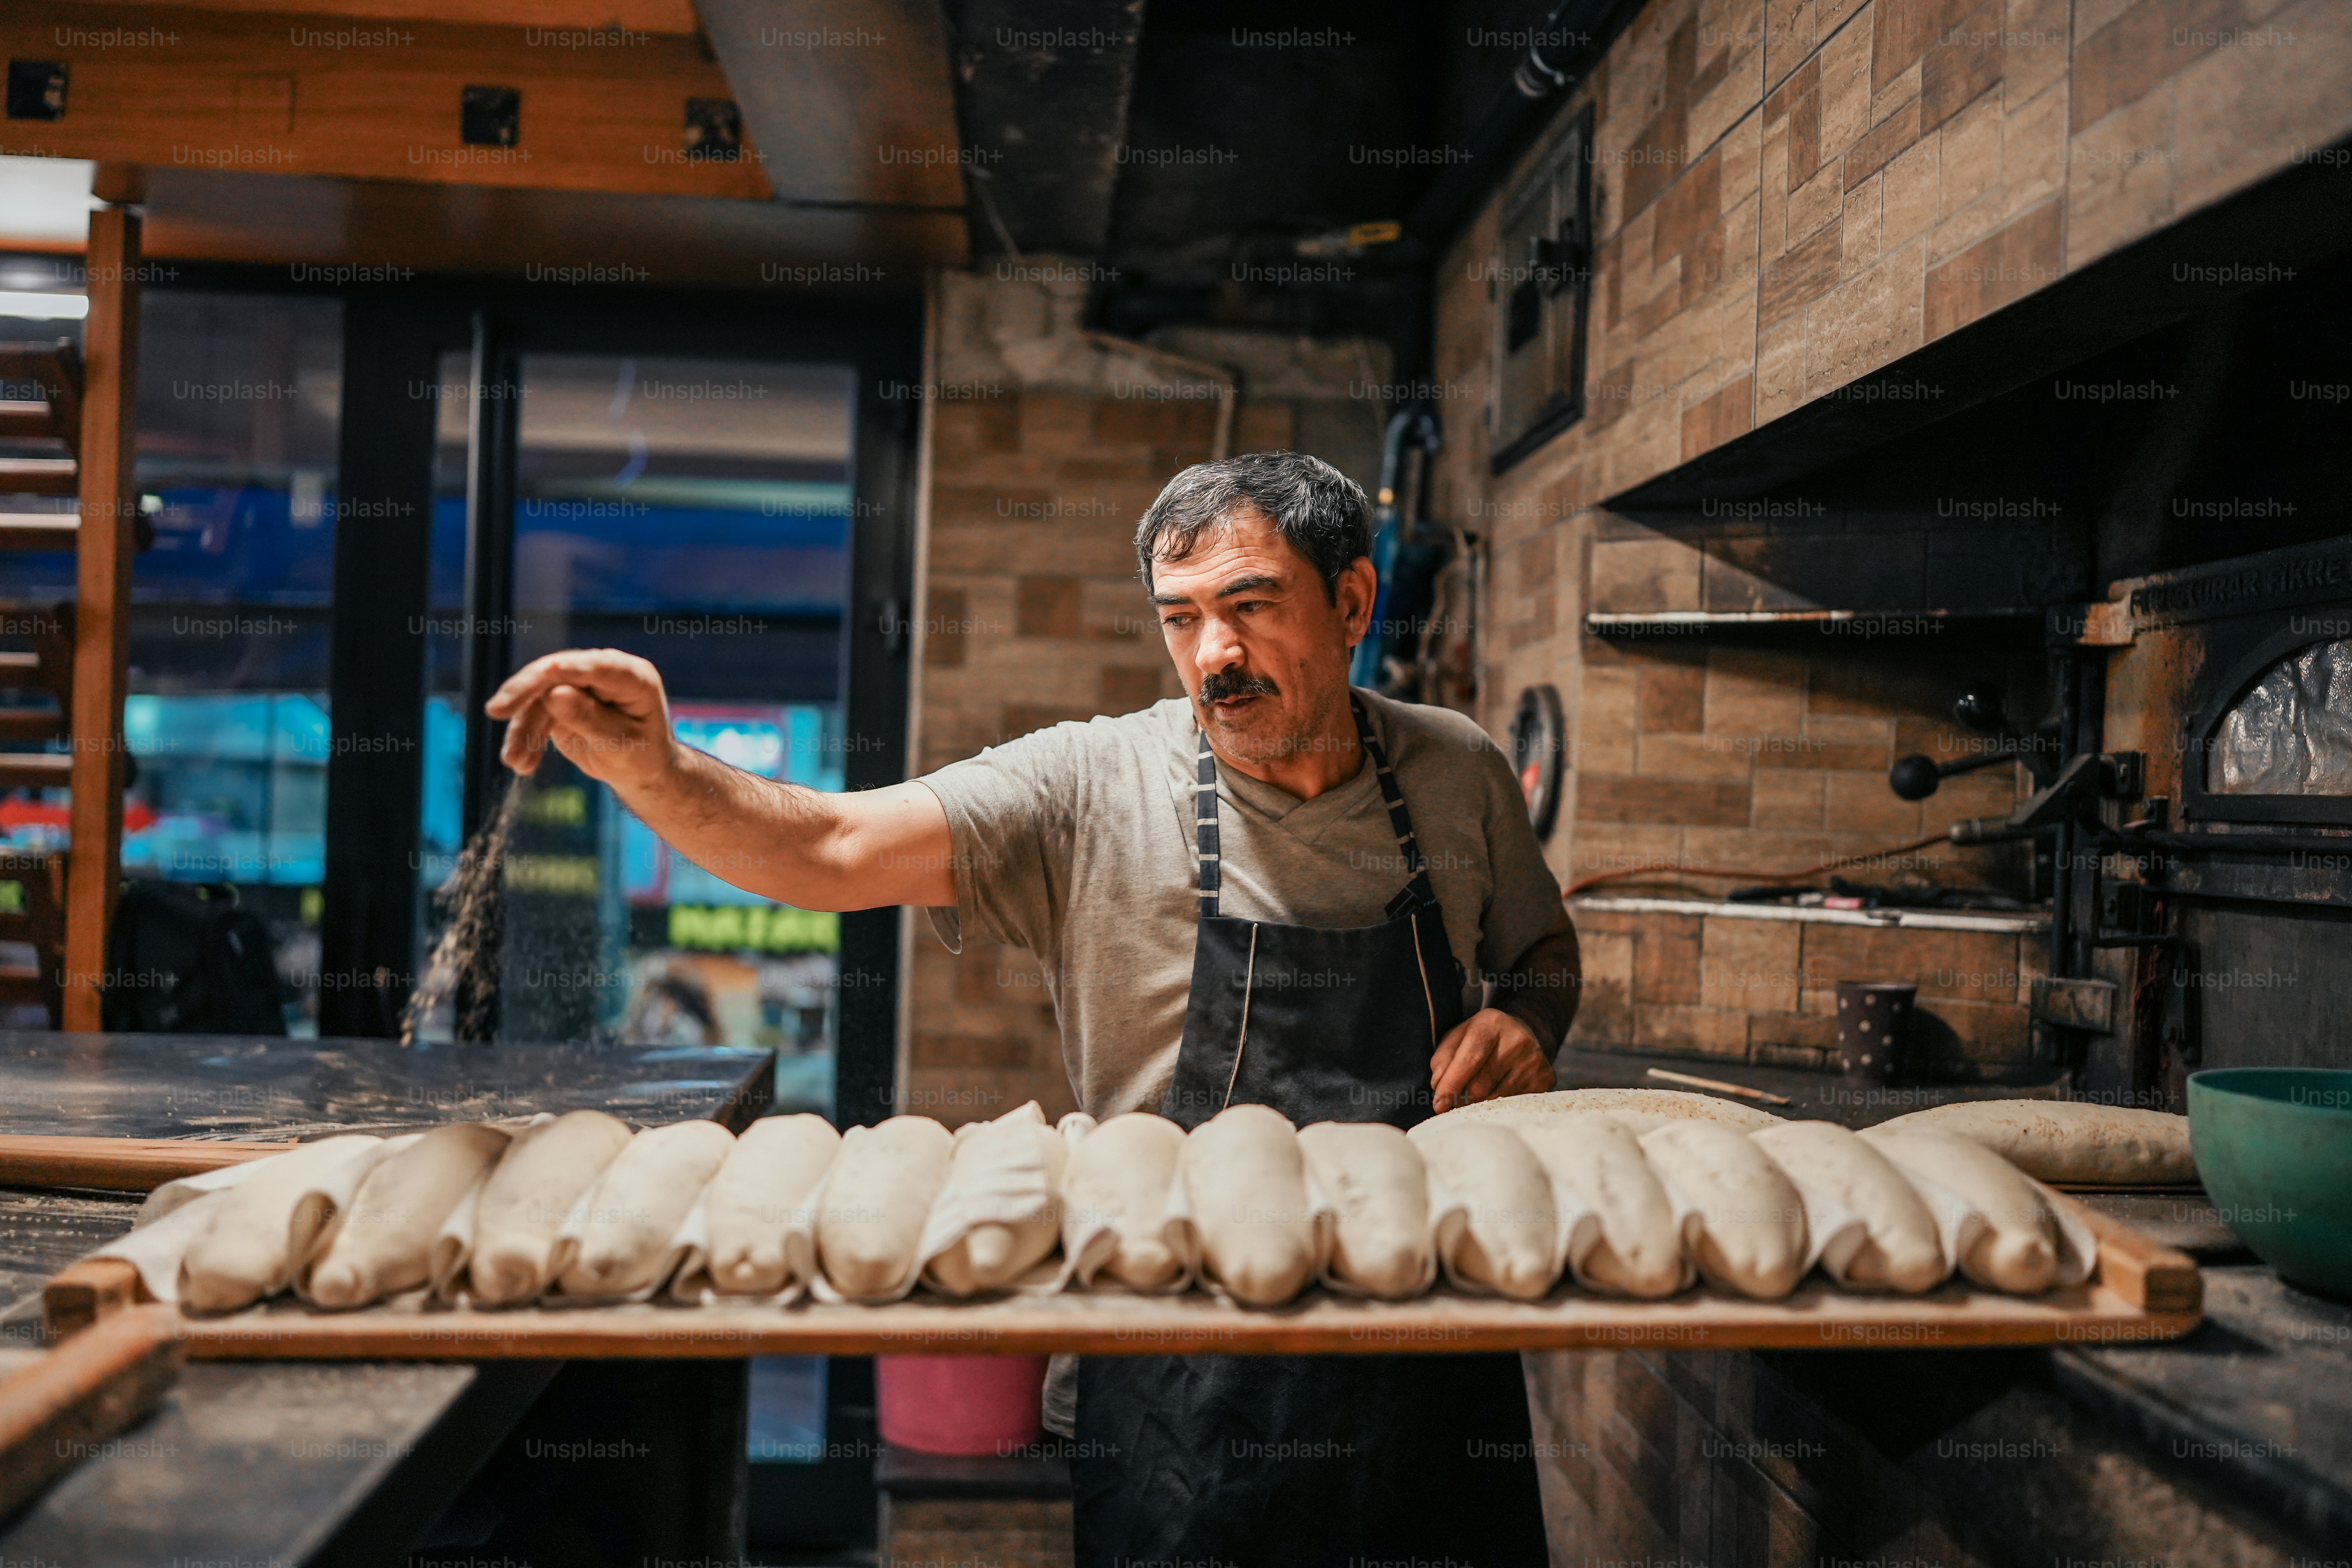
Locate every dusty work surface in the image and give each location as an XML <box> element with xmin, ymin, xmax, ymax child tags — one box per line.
<box><xmin>1550</xmin><ymin>1045</ymin><xmax>2072</xmax><ymax>1128</ymax></box>
<box><xmin>2057</xmin><ymin>1264</ymin><xmax>2352</xmax><ymax>1549</ymax></box>
<box><xmin>162</xmin><ymin>1278</ymin><xmax>2201</xmax><ymax>1359</ymax></box>
<box><xmin>0</xmin><ymin>1030</ymin><xmax>776</xmax><ymax>1141</ymax></box>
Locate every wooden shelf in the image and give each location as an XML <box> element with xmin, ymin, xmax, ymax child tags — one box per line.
<box><xmin>0</xmin><ymin>343</ymin><xmax>82</xmax><ymax>450</ymax></box>
<box><xmin>0</xmin><ymin>460</ymin><xmax>80</xmax><ymax>498</ymax></box>
<box><xmin>1569</xmin><ymin>893</ymin><xmax>2047</xmax><ymax>934</ymax></box>
<box><xmin>0</xmin><ymin>754</ymin><xmax>74</xmax><ymax>790</ymax></box>
<box><xmin>0</xmin><ymin>516</ymin><xmax>79</xmax><ymax>551</ymax></box>
<box><xmin>0</xmin><ymin>402</ymin><xmax>60</xmax><ymax>444</ymax></box>
<box><xmin>1585</xmin><ymin>608</ymin><xmax>2042</xmax><ymax>634</ymax></box>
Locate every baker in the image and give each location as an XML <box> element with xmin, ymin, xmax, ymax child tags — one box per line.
<box><xmin>489</xmin><ymin>450</ymin><xmax>1582</xmax><ymax>1566</ymax></box>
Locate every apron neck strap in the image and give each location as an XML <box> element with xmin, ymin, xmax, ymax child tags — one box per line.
<box><xmin>1192</xmin><ymin>693</ymin><xmax>1432</xmax><ymax>920</ymax></box>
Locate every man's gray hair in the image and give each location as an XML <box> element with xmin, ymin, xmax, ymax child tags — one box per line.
<box><xmin>1134</xmin><ymin>451</ymin><xmax>1371</xmax><ymax>603</ymax></box>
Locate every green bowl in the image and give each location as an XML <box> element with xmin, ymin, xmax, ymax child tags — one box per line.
<box><xmin>2188</xmin><ymin>1068</ymin><xmax>2352</xmax><ymax>1294</ymax></box>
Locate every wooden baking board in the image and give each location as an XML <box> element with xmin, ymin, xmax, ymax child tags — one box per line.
<box><xmin>154</xmin><ymin>1276</ymin><xmax>2200</xmax><ymax>1360</ymax></box>
<box><xmin>0</xmin><ymin>1306</ymin><xmax>183</xmax><ymax>1517</ymax></box>
<box><xmin>42</xmin><ymin>1189</ymin><xmax>2200</xmax><ymax>1358</ymax></box>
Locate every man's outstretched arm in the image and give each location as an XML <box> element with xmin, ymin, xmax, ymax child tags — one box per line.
<box><xmin>486</xmin><ymin>649</ymin><xmax>957</xmax><ymax>912</ymax></box>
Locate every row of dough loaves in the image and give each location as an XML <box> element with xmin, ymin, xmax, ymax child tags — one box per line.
<box><xmin>115</xmin><ymin>1092</ymin><xmax>2104</xmax><ymax>1313</ymax></box>
<box><xmin>1173</xmin><ymin>1104</ymin><xmax>2100</xmax><ymax>1304</ymax></box>
<box><xmin>1436</xmin><ymin>1089</ymin><xmax>2194</xmax><ymax>1186</ymax></box>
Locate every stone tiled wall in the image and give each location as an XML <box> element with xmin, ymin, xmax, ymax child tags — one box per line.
<box><xmin>880</xmin><ymin>1494</ymin><xmax>1073</xmax><ymax>1568</ymax></box>
<box><xmin>1463</xmin><ymin>0</ymin><xmax>2352</xmax><ymax>507</ymax></box>
<box><xmin>1571</xmin><ymin>904</ymin><xmax>2046</xmax><ymax>1072</ymax></box>
<box><xmin>1519</xmin><ymin>1346</ymin><xmax>2302</xmax><ymax>1565</ymax></box>
<box><xmin>901</xmin><ymin>268</ymin><xmax>1388</xmax><ymax>1124</ymax></box>
<box><xmin>1432</xmin><ymin>0</ymin><xmax>2352</xmax><ymax>1067</ymax></box>
<box><xmin>1558</xmin><ymin>627</ymin><xmax>2050</xmax><ymax>1067</ymax></box>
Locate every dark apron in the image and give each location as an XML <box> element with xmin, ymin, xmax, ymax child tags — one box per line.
<box><xmin>1071</xmin><ymin>696</ymin><xmax>1548</xmax><ymax>1568</ymax></box>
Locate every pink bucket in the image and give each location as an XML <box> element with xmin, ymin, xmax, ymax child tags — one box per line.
<box><xmin>875</xmin><ymin>1354</ymin><xmax>1049</xmax><ymax>1456</ymax></box>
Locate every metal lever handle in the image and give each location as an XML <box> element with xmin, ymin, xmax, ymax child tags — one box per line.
<box><xmin>1946</xmin><ymin>753</ymin><xmax>2107</xmax><ymax>844</ymax></box>
<box><xmin>1888</xmin><ymin>749</ymin><xmax>2016</xmax><ymax>801</ymax></box>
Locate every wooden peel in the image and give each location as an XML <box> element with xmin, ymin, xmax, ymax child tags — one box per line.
<box><xmin>1643</xmin><ymin>1067</ymin><xmax>1793</xmax><ymax>1107</ymax></box>
<box><xmin>2043</xmin><ymin>1186</ymin><xmax>2202</xmax><ymax>1313</ymax></box>
<box><xmin>44</xmin><ymin>1259</ymin><xmax>153</xmax><ymax>1339</ymax></box>
<box><xmin>0</xmin><ymin>1304</ymin><xmax>183</xmax><ymax>1519</ymax></box>
<box><xmin>0</xmin><ymin>1135</ymin><xmax>294</xmax><ymax>1194</ymax></box>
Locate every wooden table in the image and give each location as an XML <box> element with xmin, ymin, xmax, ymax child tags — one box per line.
<box><xmin>0</xmin><ymin>1030</ymin><xmax>775</xmax><ymax>1568</ymax></box>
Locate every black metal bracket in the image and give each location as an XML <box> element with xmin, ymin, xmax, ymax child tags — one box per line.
<box><xmin>458</xmin><ymin>310</ymin><xmax>521</xmax><ymax>853</ymax></box>
<box><xmin>1946</xmin><ymin>751</ymin><xmax>2147</xmax><ymax>844</ymax></box>
<box><xmin>2030</xmin><ymin>976</ymin><xmax>2118</xmax><ymax>1034</ymax></box>
<box><xmin>2095</xmin><ymin>880</ymin><xmax>2169</xmax><ymax>947</ymax></box>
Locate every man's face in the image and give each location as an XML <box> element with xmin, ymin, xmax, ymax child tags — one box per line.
<box><xmin>1149</xmin><ymin>505</ymin><xmax>1375</xmax><ymax>765</ymax></box>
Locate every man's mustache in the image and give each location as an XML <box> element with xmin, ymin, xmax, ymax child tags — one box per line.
<box><xmin>1199</xmin><ymin>670</ymin><xmax>1281</xmax><ymax>704</ymax></box>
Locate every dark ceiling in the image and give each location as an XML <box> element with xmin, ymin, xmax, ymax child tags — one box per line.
<box><xmin>940</xmin><ymin>0</ymin><xmax>1635</xmax><ymax>367</ymax></box>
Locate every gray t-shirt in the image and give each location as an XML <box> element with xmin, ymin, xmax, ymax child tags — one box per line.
<box><xmin>918</xmin><ymin>690</ymin><xmax>1572</xmax><ymax>1118</ymax></box>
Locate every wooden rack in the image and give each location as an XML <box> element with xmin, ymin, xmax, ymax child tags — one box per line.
<box><xmin>0</xmin><ymin>203</ymin><xmax>145</xmax><ymax>1029</ymax></box>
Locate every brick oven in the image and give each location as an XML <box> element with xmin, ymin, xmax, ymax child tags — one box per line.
<box><xmin>1434</xmin><ymin>0</ymin><xmax>2352</xmax><ymax>1094</ymax></box>
<box><xmin>1415</xmin><ymin>0</ymin><xmax>2352</xmax><ymax>1556</ymax></box>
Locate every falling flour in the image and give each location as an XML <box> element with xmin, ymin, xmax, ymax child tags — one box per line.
<box><xmin>402</xmin><ymin>778</ymin><xmax>529</xmax><ymax>1044</ymax></box>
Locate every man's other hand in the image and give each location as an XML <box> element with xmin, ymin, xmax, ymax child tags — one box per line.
<box><xmin>1428</xmin><ymin>1007</ymin><xmax>1554</xmax><ymax>1115</ymax></box>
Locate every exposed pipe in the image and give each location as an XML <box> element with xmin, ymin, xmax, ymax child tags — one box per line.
<box><xmin>1083</xmin><ymin>333</ymin><xmax>1237</xmax><ymax>458</ymax></box>
<box><xmin>1351</xmin><ymin>406</ymin><xmax>1441</xmax><ymax>689</ymax></box>
<box><xmin>1406</xmin><ymin>0</ymin><xmax>1633</xmax><ymax>245</ymax></box>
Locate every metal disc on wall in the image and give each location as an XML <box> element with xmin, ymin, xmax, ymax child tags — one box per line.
<box><xmin>1511</xmin><ymin>684</ymin><xmax>1564</xmax><ymax>842</ymax></box>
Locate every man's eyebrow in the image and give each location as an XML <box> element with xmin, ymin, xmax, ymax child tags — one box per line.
<box><xmin>1149</xmin><ymin>574</ymin><xmax>1282</xmax><ymax>608</ymax></box>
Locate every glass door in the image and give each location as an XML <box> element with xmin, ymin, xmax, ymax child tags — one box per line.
<box><xmin>410</xmin><ymin>352</ymin><xmax>860</xmax><ymax>1116</ymax></box>
<box><xmin>331</xmin><ymin>287</ymin><xmax>915</xmax><ymax>1558</ymax></box>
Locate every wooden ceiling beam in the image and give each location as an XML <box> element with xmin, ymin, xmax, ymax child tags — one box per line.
<box><xmin>70</xmin><ymin>0</ymin><xmax>705</xmax><ymax>33</ymax></box>
<box><xmin>686</xmin><ymin>0</ymin><xmax>968</xmax><ymax>210</ymax></box>
<box><xmin>0</xmin><ymin>2</ymin><xmax>774</xmax><ymax>200</ymax></box>
<box><xmin>78</xmin><ymin>166</ymin><xmax>970</xmax><ymax>283</ymax></box>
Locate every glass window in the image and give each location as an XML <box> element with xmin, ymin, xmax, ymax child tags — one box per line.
<box><xmin>0</xmin><ymin>282</ymin><xmax>341</xmax><ymax>1033</ymax></box>
<box><xmin>2208</xmin><ymin>637</ymin><xmax>2352</xmax><ymax>796</ymax></box>
<box><xmin>413</xmin><ymin>355</ymin><xmax>858</xmax><ymax>1116</ymax></box>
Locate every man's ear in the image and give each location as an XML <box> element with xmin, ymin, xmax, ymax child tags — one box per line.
<box><xmin>1337</xmin><ymin>556</ymin><xmax>1378</xmax><ymax>647</ymax></box>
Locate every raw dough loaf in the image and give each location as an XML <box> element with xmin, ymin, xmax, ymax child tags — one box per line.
<box><xmin>470</xmin><ymin>1109</ymin><xmax>635</xmax><ymax>1305</ymax></box>
<box><xmin>1861</xmin><ymin>1126</ymin><xmax>2059</xmax><ymax>1294</ymax></box>
<box><xmin>557</xmin><ymin>1119</ymin><xmax>737</xmax><ymax>1299</ymax></box>
<box><xmin>1870</xmin><ymin>1100</ymin><xmax>2193</xmax><ymax>1185</ymax></box>
<box><xmin>1513</xmin><ymin>1113</ymin><xmax>1686</xmax><ymax>1297</ymax></box>
<box><xmin>925</xmin><ymin>1103</ymin><xmax>1070</xmax><ymax>1296</ymax></box>
<box><xmin>180</xmin><ymin>1135</ymin><xmax>387</xmax><ymax>1312</ymax></box>
<box><xmin>817</xmin><ymin>1115</ymin><xmax>954</xmax><ymax>1300</ymax></box>
<box><xmin>1297</xmin><ymin>1121</ymin><xmax>1432</xmax><ymax>1299</ymax></box>
<box><xmin>1408</xmin><ymin>1120</ymin><xmax>1561</xmax><ymax>1300</ymax></box>
<box><xmin>1639</xmin><ymin>1121</ymin><xmax>1808</xmax><ymax>1299</ymax></box>
<box><xmin>703</xmin><ymin>1113</ymin><xmax>841</xmax><ymax>1295</ymax></box>
<box><xmin>304</xmin><ymin>1124</ymin><xmax>510</xmax><ymax>1309</ymax></box>
<box><xmin>1062</xmin><ymin>1113</ymin><xmax>1188</xmax><ymax>1290</ymax></box>
<box><xmin>1752</xmin><ymin>1121</ymin><xmax>1945</xmax><ymax>1293</ymax></box>
<box><xmin>1183</xmin><ymin>1104</ymin><xmax>1318</xmax><ymax>1307</ymax></box>
<box><xmin>1433</xmin><ymin>1087</ymin><xmax>1780</xmax><ymax>1136</ymax></box>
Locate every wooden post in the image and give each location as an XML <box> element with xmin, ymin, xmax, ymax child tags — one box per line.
<box><xmin>62</xmin><ymin>207</ymin><xmax>141</xmax><ymax>1032</ymax></box>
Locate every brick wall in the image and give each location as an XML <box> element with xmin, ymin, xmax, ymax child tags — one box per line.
<box><xmin>901</xmin><ymin>266</ymin><xmax>1389</xmax><ymax>1124</ymax></box>
<box><xmin>1520</xmin><ymin>1346</ymin><xmax>2302</xmax><ymax>1565</ymax></box>
<box><xmin>1460</xmin><ymin>0</ymin><xmax>2352</xmax><ymax>506</ymax></box>
<box><xmin>1559</xmin><ymin>626</ymin><xmax>2053</xmax><ymax>1069</ymax></box>
<box><xmin>1427</xmin><ymin>0</ymin><xmax>2352</xmax><ymax>1070</ymax></box>
<box><xmin>880</xmin><ymin>1494</ymin><xmax>1072</xmax><ymax>1568</ymax></box>
<box><xmin>1573</xmin><ymin>902</ymin><xmax>2046</xmax><ymax>1073</ymax></box>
